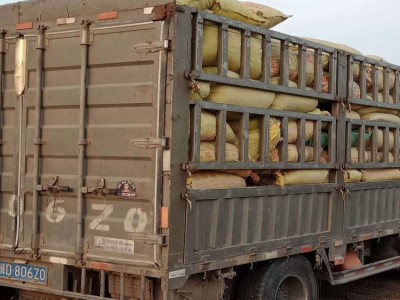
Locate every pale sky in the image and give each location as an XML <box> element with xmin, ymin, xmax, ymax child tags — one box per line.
<box><xmin>0</xmin><ymin>0</ymin><xmax>399</xmax><ymax>65</ymax></box>
<box><xmin>258</xmin><ymin>0</ymin><xmax>400</xmax><ymax>65</ymax></box>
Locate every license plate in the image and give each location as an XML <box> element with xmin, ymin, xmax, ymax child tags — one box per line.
<box><xmin>0</xmin><ymin>261</ymin><xmax>47</xmax><ymax>285</ymax></box>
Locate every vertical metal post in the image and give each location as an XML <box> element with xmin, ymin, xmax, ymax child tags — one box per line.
<box><xmin>359</xmin><ymin>60</ymin><xmax>367</xmax><ymax>99</ymax></box>
<box><xmin>240</xmin><ymin>29</ymin><xmax>251</xmax><ymax>80</ymax></box>
<box><xmin>260</xmin><ymin>34</ymin><xmax>271</xmax><ymax>84</ymax></box>
<box><xmin>279</xmin><ymin>39</ymin><xmax>289</xmax><ymax>87</ymax></box>
<box><xmin>193</xmin><ymin>14</ymin><xmax>204</xmax><ymax>72</ymax></box>
<box><xmin>100</xmin><ymin>270</ymin><xmax>105</xmax><ymax>298</ymax></box>
<box><xmin>217</xmin><ymin>24</ymin><xmax>228</xmax><ymax>77</ymax></box>
<box><xmin>76</xmin><ymin>21</ymin><xmax>91</xmax><ymax>262</ymax></box>
<box><xmin>81</xmin><ymin>267</ymin><xmax>87</xmax><ymax>295</ymax></box>
<box><xmin>313</xmin><ymin>48</ymin><xmax>322</xmax><ymax>93</ymax></box>
<box><xmin>0</xmin><ymin>31</ymin><xmax>4</xmax><ymax>248</ymax></box>
<box><xmin>215</xmin><ymin>109</ymin><xmax>227</xmax><ymax>162</ymax></box>
<box><xmin>297</xmin><ymin>43</ymin><xmax>307</xmax><ymax>90</ymax></box>
<box><xmin>32</xmin><ymin>26</ymin><xmax>46</xmax><ymax>259</ymax></box>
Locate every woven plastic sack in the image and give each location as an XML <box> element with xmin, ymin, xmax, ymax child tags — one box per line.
<box><xmin>350</xmin><ymin>147</ymin><xmax>369</xmax><ymax>164</ymax></box>
<box><xmin>200</xmin><ymin>111</ymin><xmax>237</xmax><ymax>144</ymax></box>
<box><xmin>202</xmin><ymin>25</ymin><xmax>263</xmax><ymax>79</ymax></box>
<box><xmin>187</xmin><ymin>171</ymin><xmax>246</xmax><ymax>189</ymax></box>
<box><xmin>242</xmin><ymin>2</ymin><xmax>291</xmax><ymax>28</ymax></box>
<box><xmin>230</xmin><ymin>118</ymin><xmax>281</xmax><ymax>162</ymax></box>
<box><xmin>207</xmin><ymin>84</ymin><xmax>275</xmax><ymax>108</ymax></box>
<box><xmin>361</xmin><ymin>113</ymin><xmax>400</xmax><ymax>124</ymax></box>
<box><xmin>283</xmin><ymin>144</ymin><xmax>315</xmax><ymax>162</ymax></box>
<box><xmin>366</xmin><ymin>129</ymin><xmax>394</xmax><ymax>150</ymax></box>
<box><xmin>361</xmin><ymin>169</ymin><xmax>400</xmax><ymax>182</ymax></box>
<box><xmin>177</xmin><ymin>0</ymin><xmax>214</xmax><ymax>10</ymax></box>
<box><xmin>212</xmin><ymin>0</ymin><xmax>289</xmax><ymax>29</ymax></box>
<box><xmin>346</xmin><ymin>110</ymin><xmax>360</xmax><ymax>119</ymax></box>
<box><xmin>365</xmin><ymin>151</ymin><xmax>394</xmax><ymax>163</ymax></box>
<box><xmin>344</xmin><ymin>170</ymin><xmax>362</xmax><ymax>183</ymax></box>
<box><xmin>288</xmin><ymin>119</ymin><xmax>314</xmax><ymax>143</ymax></box>
<box><xmin>200</xmin><ymin>142</ymin><xmax>239</xmax><ymax>162</ymax></box>
<box><xmin>274</xmin><ymin>170</ymin><xmax>329</xmax><ymax>187</ymax></box>
<box><xmin>366</xmin><ymin>55</ymin><xmax>395</xmax><ymax>92</ymax></box>
<box><xmin>190</xmin><ymin>81</ymin><xmax>211</xmax><ymax>100</ymax></box>
<box><xmin>271</xmin><ymin>93</ymin><xmax>318</xmax><ymax>113</ymax></box>
<box><xmin>301</xmin><ymin>37</ymin><xmax>363</xmax><ymax>81</ymax></box>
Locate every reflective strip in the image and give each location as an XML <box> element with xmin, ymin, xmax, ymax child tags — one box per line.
<box><xmin>98</xmin><ymin>11</ymin><xmax>118</xmax><ymax>21</ymax></box>
<box><xmin>16</xmin><ymin>22</ymin><xmax>33</xmax><ymax>30</ymax></box>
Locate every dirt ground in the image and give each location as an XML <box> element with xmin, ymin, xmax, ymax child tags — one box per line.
<box><xmin>320</xmin><ymin>270</ymin><xmax>400</xmax><ymax>300</ymax></box>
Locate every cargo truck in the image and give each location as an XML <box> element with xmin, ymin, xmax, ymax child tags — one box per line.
<box><xmin>1</xmin><ymin>0</ymin><xmax>400</xmax><ymax>299</ymax></box>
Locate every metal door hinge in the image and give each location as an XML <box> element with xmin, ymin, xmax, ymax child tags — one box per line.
<box><xmin>131</xmin><ymin>137</ymin><xmax>169</xmax><ymax>149</ymax></box>
<box><xmin>134</xmin><ymin>40</ymin><xmax>171</xmax><ymax>53</ymax></box>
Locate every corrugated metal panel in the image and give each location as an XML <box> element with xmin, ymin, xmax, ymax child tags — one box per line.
<box><xmin>345</xmin><ymin>183</ymin><xmax>400</xmax><ymax>236</ymax></box>
<box><xmin>185</xmin><ymin>187</ymin><xmax>335</xmax><ymax>264</ymax></box>
<box><xmin>0</xmin><ymin>20</ymin><xmax>167</xmax><ymax>267</ymax></box>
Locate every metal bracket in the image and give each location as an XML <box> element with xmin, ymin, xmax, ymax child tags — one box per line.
<box><xmin>134</xmin><ymin>40</ymin><xmax>171</xmax><ymax>53</ymax></box>
<box><xmin>81</xmin><ymin>178</ymin><xmax>116</xmax><ymax>196</ymax></box>
<box><xmin>131</xmin><ymin>137</ymin><xmax>169</xmax><ymax>149</ymax></box>
<box><xmin>317</xmin><ymin>248</ymin><xmax>334</xmax><ymax>282</ymax></box>
<box><xmin>128</xmin><ymin>233</ymin><xmax>167</xmax><ymax>246</ymax></box>
<box><xmin>36</xmin><ymin>176</ymin><xmax>70</xmax><ymax>193</ymax></box>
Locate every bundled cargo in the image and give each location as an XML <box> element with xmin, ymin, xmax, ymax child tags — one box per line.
<box><xmin>361</xmin><ymin>169</ymin><xmax>400</xmax><ymax>182</ymax></box>
<box><xmin>230</xmin><ymin>118</ymin><xmax>281</xmax><ymax>162</ymax></box>
<box><xmin>274</xmin><ymin>170</ymin><xmax>330</xmax><ymax>187</ymax></box>
<box><xmin>187</xmin><ymin>171</ymin><xmax>247</xmax><ymax>189</ymax></box>
<box><xmin>200</xmin><ymin>111</ymin><xmax>237</xmax><ymax>144</ymax></box>
<box><xmin>200</xmin><ymin>142</ymin><xmax>239</xmax><ymax>162</ymax></box>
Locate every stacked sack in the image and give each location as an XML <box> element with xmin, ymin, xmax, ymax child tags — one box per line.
<box><xmin>182</xmin><ymin>1</ymin><xmax>400</xmax><ymax>189</ymax></box>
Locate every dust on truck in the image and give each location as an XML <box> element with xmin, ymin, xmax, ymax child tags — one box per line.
<box><xmin>0</xmin><ymin>0</ymin><xmax>400</xmax><ymax>299</ymax></box>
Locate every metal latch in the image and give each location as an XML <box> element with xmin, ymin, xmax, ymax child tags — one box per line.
<box><xmin>128</xmin><ymin>233</ymin><xmax>167</xmax><ymax>246</ymax></box>
<box><xmin>36</xmin><ymin>176</ymin><xmax>70</xmax><ymax>193</ymax></box>
<box><xmin>134</xmin><ymin>40</ymin><xmax>171</xmax><ymax>53</ymax></box>
<box><xmin>81</xmin><ymin>178</ymin><xmax>116</xmax><ymax>196</ymax></box>
<box><xmin>131</xmin><ymin>137</ymin><xmax>169</xmax><ymax>149</ymax></box>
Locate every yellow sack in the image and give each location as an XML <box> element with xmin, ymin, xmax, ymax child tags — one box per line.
<box><xmin>283</xmin><ymin>144</ymin><xmax>314</xmax><ymax>162</ymax></box>
<box><xmin>288</xmin><ymin>120</ymin><xmax>314</xmax><ymax>143</ymax></box>
<box><xmin>344</xmin><ymin>170</ymin><xmax>362</xmax><ymax>183</ymax></box>
<box><xmin>350</xmin><ymin>148</ymin><xmax>369</xmax><ymax>164</ymax></box>
<box><xmin>366</xmin><ymin>55</ymin><xmax>395</xmax><ymax>92</ymax></box>
<box><xmin>230</xmin><ymin>118</ymin><xmax>281</xmax><ymax>162</ymax></box>
<box><xmin>361</xmin><ymin>113</ymin><xmax>400</xmax><ymax>124</ymax></box>
<box><xmin>200</xmin><ymin>111</ymin><xmax>237</xmax><ymax>144</ymax></box>
<box><xmin>202</xmin><ymin>25</ymin><xmax>262</xmax><ymax>79</ymax></box>
<box><xmin>365</xmin><ymin>92</ymin><xmax>394</xmax><ymax>104</ymax></box>
<box><xmin>207</xmin><ymin>85</ymin><xmax>275</xmax><ymax>108</ymax></box>
<box><xmin>177</xmin><ymin>0</ymin><xmax>214</xmax><ymax>10</ymax></box>
<box><xmin>356</xmin><ymin>106</ymin><xmax>394</xmax><ymax>117</ymax></box>
<box><xmin>204</xmin><ymin>66</ymin><xmax>240</xmax><ymax>78</ymax></box>
<box><xmin>271</xmin><ymin>94</ymin><xmax>318</xmax><ymax>113</ymax></box>
<box><xmin>190</xmin><ymin>81</ymin><xmax>211</xmax><ymax>101</ymax></box>
<box><xmin>346</xmin><ymin>110</ymin><xmax>360</xmax><ymax>119</ymax></box>
<box><xmin>301</xmin><ymin>37</ymin><xmax>362</xmax><ymax>81</ymax></box>
<box><xmin>187</xmin><ymin>171</ymin><xmax>246</xmax><ymax>189</ymax></box>
<box><xmin>270</xmin><ymin>79</ymin><xmax>318</xmax><ymax>113</ymax></box>
<box><xmin>242</xmin><ymin>2</ymin><xmax>291</xmax><ymax>29</ymax></box>
<box><xmin>365</xmin><ymin>151</ymin><xmax>394</xmax><ymax>163</ymax></box>
<box><xmin>270</xmin><ymin>48</ymin><xmax>299</xmax><ymax>82</ymax></box>
<box><xmin>366</xmin><ymin>129</ymin><xmax>394</xmax><ymax>150</ymax></box>
<box><xmin>200</xmin><ymin>142</ymin><xmax>239</xmax><ymax>162</ymax></box>
<box><xmin>361</xmin><ymin>169</ymin><xmax>400</xmax><ymax>182</ymax></box>
<box><xmin>275</xmin><ymin>170</ymin><xmax>329</xmax><ymax>187</ymax></box>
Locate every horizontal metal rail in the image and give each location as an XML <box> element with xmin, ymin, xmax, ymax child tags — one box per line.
<box><xmin>346</xmin><ymin>119</ymin><xmax>400</xmax><ymax>167</ymax></box>
<box><xmin>192</xmin><ymin>10</ymin><xmax>338</xmax><ymax>102</ymax></box>
<box><xmin>188</xmin><ymin>101</ymin><xmax>336</xmax><ymax>171</ymax></box>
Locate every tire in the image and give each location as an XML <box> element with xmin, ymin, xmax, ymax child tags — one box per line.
<box><xmin>237</xmin><ymin>256</ymin><xmax>318</xmax><ymax>300</ymax></box>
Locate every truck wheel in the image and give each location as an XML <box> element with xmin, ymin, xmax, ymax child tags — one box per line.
<box><xmin>238</xmin><ymin>256</ymin><xmax>318</xmax><ymax>300</ymax></box>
